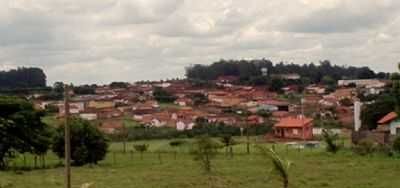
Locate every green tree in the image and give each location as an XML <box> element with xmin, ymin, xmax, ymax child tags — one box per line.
<box><xmin>109</xmin><ymin>82</ymin><xmax>129</xmax><ymax>88</ymax></box>
<box><xmin>361</xmin><ymin>94</ymin><xmax>396</xmax><ymax>130</ymax></box>
<box><xmin>0</xmin><ymin>96</ymin><xmax>52</xmax><ymax>169</ymax></box>
<box><xmin>52</xmin><ymin>117</ymin><xmax>109</xmax><ymax>166</ymax></box>
<box><xmin>191</xmin><ymin>135</ymin><xmax>221</xmax><ymax>172</ymax></box>
<box><xmin>322</xmin><ymin>75</ymin><xmax>336</xmax><ymax>86</ymax></box>
<box><xmin>270</xmin><ymin>79</ymin><xmax>284</xmax><ymax>92</ymax></box>
<box><xmin>339</xmin><ymin>98</ymin><xmax>353</xmax><ymax>107</ymax></box>
<box><xmin>153</xmin><ymin>87</ymin><xmax>177</xmax><ymax>103</ymax></box>
<box><xmin>257</xmin><ymin>146</ymin><xmax>292</xmax><ymax>188</ymax></box>
<box><xmin>0</xmin><ymin>67</ymin><xmax>46</xmax><ymax>89</ymax></box>
<box><xmin>189</xmin><ymin>93</ymin><xmax>208</xmax><ymax>106</ymax></box>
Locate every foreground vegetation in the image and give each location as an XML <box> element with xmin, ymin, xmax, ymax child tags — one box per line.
<box><xmin>1</xmin><ymin>138</ymin><xmax>400</xmax><ymax>188</ymax></box>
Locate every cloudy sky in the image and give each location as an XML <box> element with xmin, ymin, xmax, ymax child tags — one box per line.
<box><xmin>0</xmin><ymin>0</ymin><xmax>399</xmax><ymax>84</ymax></box>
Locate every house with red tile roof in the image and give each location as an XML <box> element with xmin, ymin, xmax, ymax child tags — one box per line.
<box><xmin>99</xmin><ymin>119</ymin><xmax>123</xmax><ymax>134</ymax></box>
<box><xmin>273</xmin><ymin>116</ymin><xmax>313</xmax><ymax>140</ymax></box>
<box><xmin>247</xmin><ymin>115</ymin><xmax>264</xmax><ymax>125</ymax></box>
<box><xmin>174</xmin><ymin>97</ymin><xmax>193</xmax><ymax>106</ymax></box>
<box><xmin>377</xmin><ymin>112</ymin><xmax>400</xmax><ymax>136</ymax></box>
<box><xmin>258</xmin><ymin>99</ymin><xmax>290</xmax><ymax>111</ymax></box>
<box><xmin>271</xmin><ymin>111</ymin><xmax>290</xmax><ymax>119</ymax></box>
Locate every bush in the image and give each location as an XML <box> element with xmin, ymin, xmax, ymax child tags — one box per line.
<box><xmin>353</xmin><ymin>138</ymin><xmax>377</xmax><ymax>156</ymax></box>
<box><xmin>393</xmin><ymin>136</ymin><xmax>400</xmax><ymax>153</ymax></box>
<box><xmin>52</xmin><ymin>117</ymin><xmax>109</xmax><ymax>166</ymax></box>
<box><xmin>169</xmin><ymin>140</ymin><xmax>187</xmax><ymax>147</ymax></box>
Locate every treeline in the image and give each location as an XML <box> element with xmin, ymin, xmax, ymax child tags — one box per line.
<box><xmin>0</xmin><ymin>67</ymin><xmax>46</xmax><ymax>89</ymax></box>
<box><xmin>186</xmin><ymin>59</ymin><xmax>389</xmax><ymax>85</ymax></box>
<box><xmin>110</xmin><ymin>123</ymin><xmax>272</xmax><ymax>141</ymax></box>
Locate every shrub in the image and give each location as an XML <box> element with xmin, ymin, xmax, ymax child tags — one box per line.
<box><xmin>169</xmin><ymin>140</ymin><xmax>186</xmax><ymax>147</ymax></box>
<box><xmin>393</xmin><ymin>136</ymin><xmax>400</xmax><ymax>153</ymax></box>
<box><xmin>353</xmin><ymin>138</ymin><xmax>377</xmax><ymax>156</ymax></box>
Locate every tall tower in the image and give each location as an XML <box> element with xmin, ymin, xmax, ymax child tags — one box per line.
<box><xmin>354</xmin><ymin>101</ymin><xmax>362</xmax><ymax>131</ymax></box>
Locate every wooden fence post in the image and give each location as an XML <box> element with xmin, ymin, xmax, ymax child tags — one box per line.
<box><xmin>34</xmin><ymin>155</ymin><xmax>38</xmax><ymax>169</ymax></box>
<box><xmin>23</xmin><ymin>154</ymin><xmax>27</xmax><ymax>168</ymax></box>
<box><xmin>130</xmin><ymin>150</ymin><xmax>133</xmax><ymax>160</ymax></box>
<box><xmin>158</xmin><ymin>152</ymin><xmax>162</xmax><ymax>164</ymax></box>
<box><xmin>113</xmin><ymin>152</ymin><xmax>116</xmax><ymax>165</ymax></box>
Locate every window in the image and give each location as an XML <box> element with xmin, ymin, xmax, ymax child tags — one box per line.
<box><xmin>293</xmin><ymin>129</ymin><xmax>298</xmax><ymax>135</ymax></box>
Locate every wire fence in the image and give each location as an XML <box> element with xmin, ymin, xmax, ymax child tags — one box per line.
<box><xmin>5</xmin><ymin>142</ymin><xmax>324</xmax><ymax>171</ymax></box>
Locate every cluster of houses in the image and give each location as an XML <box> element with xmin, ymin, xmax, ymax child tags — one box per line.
<box><xmin>34</xmin><ymin>76</ymin><xmax>391</xmax><ymax>141</ymax></box>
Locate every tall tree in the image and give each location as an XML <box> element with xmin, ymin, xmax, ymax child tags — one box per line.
<box><xmin>52</xmin><ymin>117</ymin><xmax>109</xmax><ymax>166</ymax></box>
<box><xmin>0</xmin><ymin>67</ymin><xmax>46</xmax><ymax>89</ymax></box>
<box><xmin>185</xmin><ymin>59</ymin><xmax>379</xmax><ymax>84</ymax></box>
<box><xmin>0</xmin><ymin>96</ymin><xmax>52</xmax><ymax>169</ymax></box>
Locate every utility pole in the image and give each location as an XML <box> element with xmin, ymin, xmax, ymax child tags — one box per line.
<box><xmin>64</xmin><ymin>84</ymin><xmax>71</xmax><ymax>188</ymax></box>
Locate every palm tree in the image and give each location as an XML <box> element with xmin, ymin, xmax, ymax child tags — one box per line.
<box><xmin>257</xmin><ymin>146</ymin><xmax>292</xmax><ymax>188</ymax></box>
<box><xmin>322</xmin><ymin>129</ymin><xmax>340</xmax><ymax>153</ymax></box>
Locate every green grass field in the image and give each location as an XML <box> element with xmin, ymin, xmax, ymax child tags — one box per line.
<box><xmin>1</xmin><ymin>138</ymin><xmax>400</xmax><ymax>188</ymax></box>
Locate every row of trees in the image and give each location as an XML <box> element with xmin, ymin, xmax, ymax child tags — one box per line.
<box><xmin>186</xmin><ymin>59</ymin><xmax>386</xmax><ymax>85</ymax></box>
<box><xmin>0</xmin><ymin>96</ymin><xmax>109</xmax><ymax>169</ymax></box>
<box><xmin>110</xmin><ymin>121</ymin><xmax>271</xmax><ymax>141</ymax></box>
<box><xmin>0</xmin><ymin>67</ymin><xmax>46</xmax><ymax>89</ymax></box>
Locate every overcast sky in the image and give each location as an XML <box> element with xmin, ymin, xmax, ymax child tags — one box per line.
<box><xmin>0</xmin><ymin>0</ymin><xmax>399</xmax><ymax>84</ymax></box>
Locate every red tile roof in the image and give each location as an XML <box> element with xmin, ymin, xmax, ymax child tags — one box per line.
<box><xmin>258</xmin><ymin>99</ymin><xmax>289</xmax><ymax>106</ymax></box>
<box><xmin>274</xmin><ymin>116</ymin><xmax>313</xmax><ymax>128</ymax></box>
<box><xmin>272</xmin><ymin>111</ymin><xmax>289</xmax><ymax>118</ymax></box>
<box><xmin>378</xmin><ymin>112</ymin><xmax>398</xmax><ymax>124</ymax></box>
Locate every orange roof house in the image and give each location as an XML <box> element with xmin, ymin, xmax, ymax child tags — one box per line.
<box><xmin>273</xmin><ymin>116</ymin><xmax>313</xmax><ymax>140</ymax></box>
<box><xmin>377</xmin><ymin>112</ymin><xmax>400</xmax><ymax>135</ymax></box>
<box><xmin>378</xmin><ymin>112</ymin><xmax>398</xmax><ymax>124</ymax></box>
<box><xmin>99</xmin><ymin>120</ymin><xmax>123</xmax><ymax>134</ymax></box>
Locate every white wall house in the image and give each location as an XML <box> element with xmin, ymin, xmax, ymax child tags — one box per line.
<box><xmin>377</xmin><ymin>112</ymin><xmax>400</xmax><ymax>136</ymax></box>
<box><xmin>79</xmin><ymin>113</ymin><xmax>98</xmax><ymax>121</ymax></box>
<box><xmin>176</xmin><ymin>121</ymin><xmax>195</xmax><ymax>131</ymax></box>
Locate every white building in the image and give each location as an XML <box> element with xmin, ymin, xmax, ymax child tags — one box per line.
<box><xmin>338</xmin><ymin>79</ymin><xmax>386</xmax><ymax>88</ymax></box>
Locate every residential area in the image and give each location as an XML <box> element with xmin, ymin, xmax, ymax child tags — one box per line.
<box><xmin>34</xmin><ymin>75</ymin><xmax>392</xmax><ymax>142</ymax></box>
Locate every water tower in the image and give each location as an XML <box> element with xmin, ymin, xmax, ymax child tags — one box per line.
<box><xmin>261</xmin><ymin>67</ymin><xmax>268</xmax><ymax>76</ymax></box>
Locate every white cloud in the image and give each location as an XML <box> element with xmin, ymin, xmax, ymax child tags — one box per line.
<box><xmin>0</xmin><ymin>0</ymin><xmax>399</xmax><ymax>84</ymax></box>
